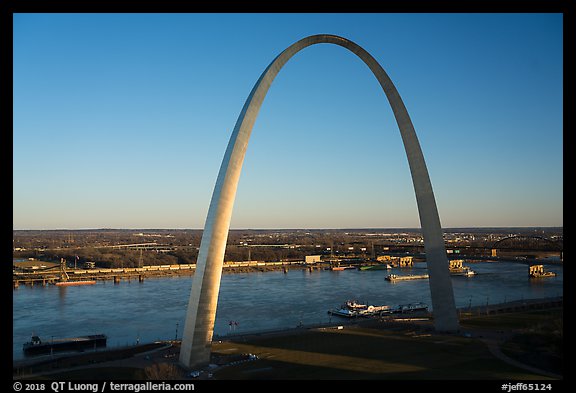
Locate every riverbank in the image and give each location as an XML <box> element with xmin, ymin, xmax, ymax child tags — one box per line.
<box><xmin>14</xmin><ymin>255</ymin><xmax>564</xmax><ymax>288</ymax></box>
<box><xmin>13</xmin><ymin>297</ymin><xmax>562</xmax><ymax>380</ymax></box>
<box><xmin>13</xmin><ymin>261</ymin><xmax>321</xmax><ymax>287</ymax></box>
<box><xmin>14</xmin><ymin>257</ymin><xmax>562</xmax><ymax>287</ymax></box>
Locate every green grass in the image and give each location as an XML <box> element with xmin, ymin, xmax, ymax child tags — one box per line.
<box><xmin>460</xmin><ymin>308</ymin><xmax>562</xmax><ymax>330</ymax></box>
<box><xmin>213</xmin><ymin>327</ymin><xmax>552</xmax><ymax>380</ymax></box>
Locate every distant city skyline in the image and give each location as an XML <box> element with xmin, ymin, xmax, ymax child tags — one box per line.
<box><xmin>13</xmin><ymin>13</ymin><xmax>563</xmax><ymax>230</ymax></box>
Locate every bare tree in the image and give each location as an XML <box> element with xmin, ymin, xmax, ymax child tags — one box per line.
<box><xmin>144</xmin><ymin>362</ymin><xmax>183</xmax><ymax>380</ymax></box>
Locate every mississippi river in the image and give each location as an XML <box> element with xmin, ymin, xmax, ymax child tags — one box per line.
<box><xmin>12</xmin><ymin>261</ymin><xmax>562</xmax><ymax>360</ymax></box>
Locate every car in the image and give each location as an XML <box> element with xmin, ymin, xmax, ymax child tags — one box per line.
<box><xmin>189</xmin><ymin>371</ymin><xmax>201</xmax><ymax>378</ymax></box>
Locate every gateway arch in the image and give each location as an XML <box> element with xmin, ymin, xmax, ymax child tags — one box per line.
<box><xmin>180</xmin><ymin>34</ymin><xmax>459</xmax><ymax>368</ymax></box>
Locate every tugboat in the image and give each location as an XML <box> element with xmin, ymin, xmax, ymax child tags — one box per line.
<box><xmin>23</xmin><ymin>334</ymin><xmax>107</xmax><ymax>356</ymax></box>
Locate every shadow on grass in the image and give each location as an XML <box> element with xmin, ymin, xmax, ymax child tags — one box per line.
<box><xmin>214</xmin><ymin>327</ymin><xmax>550</xmax><ymax>380</ymax></box>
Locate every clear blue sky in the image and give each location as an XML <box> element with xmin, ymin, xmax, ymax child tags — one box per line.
<box><xmin>13</xmin><ymin>13</ymin><xmax>563</xmax><ymax>230</ymax></box>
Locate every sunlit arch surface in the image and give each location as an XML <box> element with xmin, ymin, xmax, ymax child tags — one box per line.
<box><xmin>180</xmin><ymin>34</ymin><xmax>459</xmax><ymax>368</ymax></box>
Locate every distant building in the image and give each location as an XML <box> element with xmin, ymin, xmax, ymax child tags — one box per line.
<box><xmin>305</xmin><ymin>255</ymin><xmax>321</xmax><ymax>264</ymax></box>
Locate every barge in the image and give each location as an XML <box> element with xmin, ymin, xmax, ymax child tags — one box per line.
<box><xmin>385</xmin><ymin>274</ymin><xmax>429</xmax><ymax>282</ymax></box>
<box><xmin>55</xmin><ymin>280</ymin><xmax>96</xmax><ymax>286</ymax></box>
<box><xmin>23</xmin><ymin>334</ymin><xmax>107</xmax><ymax>356</ymax></box>
<box><xmin>359</xmin><ymin>264</ymin><xmax>392</xmax><ymax>271</ymax></box>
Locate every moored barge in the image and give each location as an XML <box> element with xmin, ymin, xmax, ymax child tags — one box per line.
<box><xmin>23</xmin><ymin>334</ymin><xmax>107</xmax><ymax>356</ymax></box>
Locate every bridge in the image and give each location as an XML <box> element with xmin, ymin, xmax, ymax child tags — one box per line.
<box><xmin>367</xmin><ymin>235</ymin><xmax>563</xmax><ymax>254</ymax></box>
<box><xmin>491</xmin><ymin>235</ymin><xmax>563</xmax><ymax>251</ymax></box>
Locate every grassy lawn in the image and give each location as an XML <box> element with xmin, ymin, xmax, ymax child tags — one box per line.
<box><xmin>213</xmin><ymin>326</ymin><xmax>552</xmax><ymax>380</ymax></box>
<box><xmin>460</xmin><ymin>308</ymin><xmax>562</xmax><ymax>330</ymax></box>
<box><xmin>460</xmin><ymin>308</ymin><xmax>562</xmax><ymax>376</ymax></box>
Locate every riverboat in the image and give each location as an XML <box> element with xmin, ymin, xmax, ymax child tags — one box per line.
<box><xmin>328</xmin><ymin>300</ymin><xmax>428</xmax><ymax>318</ymax></box>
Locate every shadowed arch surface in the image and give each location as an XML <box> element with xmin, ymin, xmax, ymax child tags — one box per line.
<box><xmin>180</xmin><ymin>34</ymin><xmax>459</xmax><ymax>368</ymax></box>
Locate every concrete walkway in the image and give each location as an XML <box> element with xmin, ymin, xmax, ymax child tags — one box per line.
<box><xmin>471</xmin><ymin>330</ymin><xmax>562</xmax><ymax>379</ymax></box>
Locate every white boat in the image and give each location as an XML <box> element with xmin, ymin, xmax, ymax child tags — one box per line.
<box><xmin>364</xmin><ymin>304</ymin><xmax>394</xmax><ymax>314</ymax></box>
<box><xmin>328</xmin><ymin>300</ymin><xmax>368</xmax><ymax>317</ymax></box>
<box><xmin>328</xmin><ymin>307</ymin><xmax>359</xmax><ymax>318</ymax></box>
<box><xmin>329</xmin><ymin>300</ymin><xmax>426</xmax><ymax>318</ymax></box>
<box><xmin>345</xmin><ymin>300</ymin><xmax>367</xmax><ymax>309</ymax></box>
